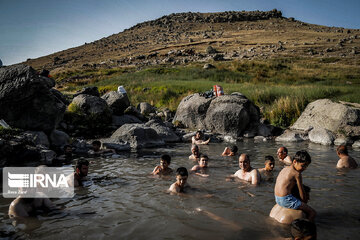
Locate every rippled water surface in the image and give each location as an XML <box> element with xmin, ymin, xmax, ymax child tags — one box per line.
<box><xmin>1</xmin><ymin>141</ymin><xmax>360</xmax><ymax>240</ymax></box>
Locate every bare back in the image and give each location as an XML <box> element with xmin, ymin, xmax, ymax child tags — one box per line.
<box><xmin>274</xmin><ymin>166</ymin><xmax>299</xmax><ymax>197</ymax></box>
<box><xmin>337</xmin><ymin>156</ymin><xmax>358</xmax><ymax>169</ymax></box>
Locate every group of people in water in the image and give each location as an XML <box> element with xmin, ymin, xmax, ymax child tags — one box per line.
<box><xmin>7</xmin><ymin>130</ymin><xmax>358</xmax><ymax>239</ymax></box>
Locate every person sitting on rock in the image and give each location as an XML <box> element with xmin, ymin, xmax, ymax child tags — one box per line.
<box><xmin>227</xmin><ymin>154</ymin><xmax>260</xmax><ymax>185</ymax></box>
<box><xmin>336</xmin><ymin>145</ymin><xmax>358</xmax><ymax>169</ymax></box>
<box><xmin>274</xmin><ymin>150</ymin><xmax>316</xmax><ymax>222</ymax></box>
<box><xmin>277</xmin><ymin>147</ymin><xmax>292</xmax><ymax>165</ymax></box>
<box><xmin>189</xmin><ymin>144</ymin><xmax>201</xmax><ymax>160</ymax></box>
<box><xmin>190</xmin><ymin>154</ymin><xmax>210</xmax><ymax>177</ymax></box>
<box><xmin>88</xmin><ymin>140</ymin><xmax>115</xmax><ymax>156</ymax></box>
<box><xmin>67</xmin><ymin>159</ymin><xmax>89</xmax><ymax>187</ymax></box>
<box><xmin>152</xmin><ymin>154</ymin><xmax>173</xmax><ymax>175</ymax></box>
<box><xmin>169</xmin><ymin>167</ymin><xmax>190</xmax><ymax>194</ymax></box>
<box><xmin>192</xmin><ymin>131</ymin><xmax>210</xmax><ymax>145</ymax></box>
<box><xmin>221</xmin><ymin>145</ymin><xmax>238</xmax><ymax>156</ymax></box>
<box><xmin>258</xmin><ymin>155</ymin><xmax>275</xmax><ymax>180</ymax></box>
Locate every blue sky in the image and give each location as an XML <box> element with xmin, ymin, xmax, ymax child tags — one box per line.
<box><xmin>0</xmin><ymin>0</ymin><xmax>359</xmax><ymax>65</ymax></box>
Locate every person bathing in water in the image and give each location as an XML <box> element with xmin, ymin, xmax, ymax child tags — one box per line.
<box><xmin>169</xmin><ymin>167</ymin><xmax>190</xmax><ymax>193</ymax></box>
<box><xmin>192</xmin><ymin>131</ymin><xmax>210</xmax><ymax>145</ymax></box>
<box><xmin>258</xmin><ymin>155</ymin><xmax>275</xmax><ymax>179</ymax></box>
<box><xmin>227</xmin><ymin>153</ymin><xmax>260</xmax><ymax>185</ymax></box>
<box><xmin>277</xmin><ymin>147</ymin><xmax>292</xmax><ymax>165</ymax></box>
<box><xmin>336</xmin><ymin>145</ymin><xmax>358</xmax><ymax>169</ymax></box>
<box><xmin>152</xmin><ymin>154</ymin><xmax>173</xmax><ymax>175</ymax></box>
<box><xmin>191</xmin><ymin>154</ymin><xmax>210</xmax><ymax>177</ymax></box>
<box><xmin>67</xmin><ymin>159</ymin><xmax>89</xmax><ymax>187</ymax></box>
<box><xmin>221</xmin><ymin>145</ymin><xmax>238</xmax><ymax>156</ymax></box>
<box><xmin>88</xmin><ymin>140</ymin><xmax>116</xmax><ymax>156</ymax></box>
<box><xmin>274</xmin><ymin>150</ymin><xmax>316</xmax><ymax>222</ymax></box>
<box><xmin>189</xmin><ymin>144</ymin><xmax>201</xmax><ymax>160</ymax></box>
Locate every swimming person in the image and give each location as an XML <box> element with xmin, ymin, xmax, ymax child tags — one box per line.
<box><xmin>192</xmin><ymin>131</ymin><xmax>210</xmax><ymax>145</ymax></box>
<box><xmin>88</xmin><ymin>140</ymin><xmax>116</xmax><ymax>156</ymax></box>
<box><xmin>274</xmin><ymin>150</ymin><xmax>316</xmax><ymax>222</ymax></box>
<box><xmin>152</xmin><ymin>154</ymin><xmax>173</xmax><ymax>175</ymax></box>
<box><xmin>258</xmin><ymin>155</ymin><xmax>275</xmax><ymax>180</ymax></box>
<box><xmin>221</xmin><ymin>145</ymin><xmax>238</xmax><ymax>156</ymax></box>
<box><xmin>277</xmin><ymin>147</ymin><xmax>292</xmax><ymax>165</ymax></box>
<box><xmin>290</xmin><ymin>218</ymin><xmax>317</xmax><ymax>240</ymax></box>
<box><xmin>67</xmin><ymin>159</ymin><xmax>89</xmax><ymax>187</ymax></box>
<box><xmin>169</xmin><ymin>167</ymin><xmax>190</xmax><ymax>193</ymax></box>
<box><xmin>336</xmin><ymin>145</ymin><xmax>358</xmax><ymax>169</ymax></box>
<box><xmin>227</xmin><ymin>154</ymin><xmax>260</xmax><ymax>185</ymax></box>
<box><xmin>190</xmin><ymin>154</ymin><xmax>210</xmax><ymax>177</ymax></box>
<box><xmin>189</xmin><ymin>144</ymin><xmax>201</xmax><ymax>160</ymax></box>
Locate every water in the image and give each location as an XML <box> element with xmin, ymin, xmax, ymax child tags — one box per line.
<box><xmin>1</xmin><ymin>141</ymin><xmax>360</xmax><ymax>239</ymax></box>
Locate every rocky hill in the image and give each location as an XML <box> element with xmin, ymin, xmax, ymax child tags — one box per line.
<box><xmin>25</xmin><ymin>9</ymin><xmax>360</xmax><ymax>74</ymax></box>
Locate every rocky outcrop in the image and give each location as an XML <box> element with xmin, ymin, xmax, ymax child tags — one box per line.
<box><xmin>112</xmin><ymin>114</ymin><xmax>142</xmax><ymax>127</ymax></box>
<box><xmin>275</xmin><ymin>129</ymin><xmax>307</xmax><ymax>142</ymax></box>
<box><xmin>291</xmin><ymin>99</ymin><xmax>360</xmax><ymax>138</ymax></box>
<box><xmin>102</xmin><ymin>91</ymin><xmax>130</xmax><ymax>115</ymax></box>
<box><xmin>71</xmin><ymin>94</ymin><xmax>111</xmax><ymax>116</ymax></box>
<box><xmin>173</xmin><ymin>93</ymin><xmax>260</xmax><ymax>137</ymax></box>
<box><xmin>108</xmin><ymin>123</ymin><xmax>165</xmax><ymax>149</ymax></box>
<box><xmin>308</xmin><ymin>127</ymin><xmax>335</xmax><ymax>145</ymax></box>
<box><xmin>0</xmin><ymin>64</ymin><xmax>66</xmax><ymax>132</ymax></box>
<box><xmin>145</xmin><ymin>119</ymin><xmax>180</xmax><ymax>143</ymax></box>
<box><xmin>73</xmin><ymin>86</ymin><xmax>100</xmax><ymax>97</ymax></box>
<box><xmin>137</xmin><ymin>102</ymin><xmax>156</xmax><ymax>115</ymax></box>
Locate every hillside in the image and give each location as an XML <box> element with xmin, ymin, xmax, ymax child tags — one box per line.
<box><xmin>25</xmin><ymin>9</ymin><xmax>360</xmax><ymax>74</ymax></box>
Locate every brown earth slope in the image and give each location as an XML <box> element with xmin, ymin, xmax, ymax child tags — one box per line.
<box><xmin>25</xmin><ymin>9</ymin><xmax>360</xmax><ymax>74</ymax></box>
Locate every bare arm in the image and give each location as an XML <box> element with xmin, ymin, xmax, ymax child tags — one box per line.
<box><xmin>251</xmin><ymin>169</ymin><xmax>260</xmax><ymax>185</ymax></box>
<box><xmin>295</xmin><ymin>173</ymin><xmax>306</xmax><ymax>202</ymax></box>
<box><xmin>152</xmin><ymin>166</ymin><xmax>161</xmax><ymax>175</ymax></box>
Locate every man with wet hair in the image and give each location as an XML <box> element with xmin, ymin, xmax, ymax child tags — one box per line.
<box><xmin>189</xmin><ymin>144</ymin><xmax>201</xmax><ymax>160</ymax></box>
<box><xmin>152</xmin><ymin>154</ymin><xmax>173</xmax><ymax>175</ymax></box>
<box><xmin>228</xmin><ymin>154</ymin><xmax>260</xmax><ymax>185</ymax></box>
<box><xmin>191</xmin><ymin>154</ymin><xmax>210</xmax><ymax>177</ymax></box>
<box><xmin>67</xmin><ymin>159</ymin><xmax>89</xmax><ymax>187</ymax></box>
<box><xmin>169</xmin><ymin>167</ymin><xmax>190</xmax><ymax>193</ymax></box>
<box><xmin>192</xmin><ymin>131</ymin><xmax>210</xmax><ymax>145</ymax></box>
<box><xmin>277</xmin><ymin>146</ymin><xmax>292</xmax><ymax>165</ymax></box>
<box><xmin>336</xmin><ymin>145</ymin><xmax>358</xmax><ymax>169</ymax></box>
<box><xmin>290</xmin><ymin>218</ymin><xmax>317</xmax><ymax>240</ymax></box>
<box><xmin>89</xmin><ymin>140</ymin><xmax>115</xmax><ymax>156</ymax></box>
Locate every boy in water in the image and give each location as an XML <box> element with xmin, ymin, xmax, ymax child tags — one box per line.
<box><xmin>277</xmin><ymin>147</ymin><xmax>292</xmax><ymax>165</ymax></box>
<box><xmin>152</xmin><ymin>154</ymin><xmax>173</xmax><ymax>175</ymax></box>
<box><xmin>274</xmin><ymin>150</ymin><xmax>316</xmax><ymax>222</ymax></box>
<box><xmin>221</xmin><ymin>145</ymin><xmax>238</xmax><ymax>156</ymax></box>
<box><xmin>290</xmin><ymin>218</ymin><xmax>317</xmax><ymax>240</ymax></box>
<box><xmin>336</xmin><ymin>145</ymin><xmax>358</xmax><ymax>169</ymax></box>
<box><xmin>192</xmin><ymin>131</ymin><xmax>210</xmax><ymax>145</ymax></box>
<box><xmin>88</xmin><ymin>140</ymin><xmax>115</xmax><ymax>156</ymax></box>
<box><xmin>259</xmin><ymin>155</ymin><xmax>275</xmax><ymax>175</ymax></box>
<box><xmin>189</xmin><ymin>144</ymin><xmax>201</xmax><ymax>160</ymax></box>
<box><xmin>169</xmin><ymin>167</ymin><xmax>190</xmax><ymax>193</ymax></box>
<box><xmin>190</xmin><ymin>154</ymin><xmax>209</xmax><ymax>177</ymax></box>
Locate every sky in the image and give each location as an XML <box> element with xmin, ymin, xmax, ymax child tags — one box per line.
<box><xmin>0</xmin><ymin>0</ymin><xmax>360</xmax><ymax>65</ymax></box>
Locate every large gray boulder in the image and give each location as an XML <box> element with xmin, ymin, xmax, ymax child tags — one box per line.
<box><xmin>112</xmin><ymin>114</ymin><xmax>142</xmax><ymax>127</ymax></box>
<box><xmin>138</xmin><ymin>102</ymin><xmax>156</xmax><ymax>115</ymax></box>
<box><xmin>275</xmin><ymin>130</ymin><xmax>307</xmax><ymax>142</ymax></box>
<box><xmin>145</xmin><ymin>119</ymin><xmax>180</xmax><ymax>143</ymax></box>
<box><xmin>71</xmin><ymin>94</ymin><xmax>111</xmax><ymax>116</ymax></box>
<box><xmin>49</xmin><ymin>129</ymin><xmax>70</xmax><ymax>148</ymax></box>
<box><xmin>0</xmin><ymin>64</ymin><xmax>66</xmax><ymax>132</ymax></box>
<box><xmin>173</xmin><ymin>93</ymin><xmax>212</xmax><ymax>129</ymax></box>
<box><xmin>291</xmin><ymin>99</ymin><xmax>360</xmax><ymax>137</ymax></box>
<box><xmin>73</xmin><ymin>86</ymin><xmax>99</xmax><ymax>97</ymax></box>
<box><xmin>173</xmin><ymin>93</ymin><xmax>260</xmax><ymax>137</ymax></box>
<box><xmin>101</xmin><ymin>91</ymin><xmax>130</xmax><ymax>115</ymax></box>
<box><xmin>109</xmin><ymin>124</ymin><xmax>165</xmax><ymax>149</ymax></box>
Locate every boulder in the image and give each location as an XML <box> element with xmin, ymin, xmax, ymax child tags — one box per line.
<box><xmin>112</xmin><ymin>114</ymin><xmax>142</xmax><ymax>127</ymax></box>
<box><xmin>71</xmin><ymin>94</ymin><xmax>110</xmax><ymax>115</ymax></box>
<box><xmin>352</xmin><ymin>140</ymin><xmax>360</xmax><ymax>148</ymax></box>
<box><xmin>101</xmin><ymin>91</ymin><xmax>130</xmax><ymax>115</ymax></box>
<box><xmin>23</xmin><ymin>131</ymin><xmax>50</xmax><ymax>147</ymax></box>
<box><xmin>204</xmin><ymin>95</ymin><xmax>260</xmax><ymax>137</ymax></box>
<box><xmin>145</xmin><ymin>119</ymin><xmax>180</xmax><ymax>143</ymax></box>
<box><xmin>124</xmin><ymin>106</ymin><xmax>147</xmax><ymax>121</ymax></box>
<box><xmin>0</xmin><ymin>64</ymin><xmax>66</xmax><ymax>132</ymax></box>
<box><xmin>40</xmin><ymin>149</ymin><xmax>57</xmax><ymax>164</ymax></box>
<box><xmin>257</xmin><ymin>123</ymin><xmax>272</xmax><ymax>137</ymax></box>
<box><xmin>73</xmin><ymin>86</ymin><xmax>100</xmax><ymax>97</ymax></box>
<box><xmin>49</xmin><ymin>130</ymin><xmax>70</xmax><ymax>148</ymax></box>
<box><xmin>173</xmin><ymin>93</ymin><xmax>212</xmax><ymax>129</ymax></box>
<box><xmin>137</xmin><ymin>102</ymin><xmax>156</xmax><ymax>115</ymax></box>
<box><xmin>50</xmin><ymin>89</ymin><xmax>69</xmax><ymax>105</ymax></box>
<box><xmin>275</xmin><ymin>130</ymin><xmax>306</xmax><ymax>142</ymax></box>
<box><xmin>109</xmin><ymin>124</ymin><xmax>165</xmax><ymax>149</ymax></box>
<box><xmin>101</xmin><ymin>141</ymin><xmax>131</xmax><ymax>151</ymax></box>
<box><xmin>334</xmin><ymin>137</ymin><xmax>353</xmax><ymax>146</ymax></box>
<box><xmin>291</xmin><ymin>99</ymin><xmax>360</xmax><ymax>138</ymax></box>
<box><xmin>308</xmin><ymin>128</ymin><xmax>335</xmax><ymax>145</ymax></box>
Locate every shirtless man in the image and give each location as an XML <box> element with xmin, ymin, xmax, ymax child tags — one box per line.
<box><xmin>152</xmin><ymin>154</ymin><xmax>173</xmax><ymax>175</ymax></box>
<box><xmin>336</xmin><ymin>145</ymin><xmax>358</xmax><ymax>169</ymax></box>
<box><xmin>192</xmin><ymin>131</ymin><xmax>210</xmax><ymax>145</ymax></box>
<box><xmin>228</xmin><ymin>154</ymin><xmax>260</xmax><ymax>185</ymax></box>
<box><xmin>277</xmin><ymin>147</ymin><xmax>292</xmax><ymax>165</ymax></box>
<box><xmin>191</xmin><ymin>154</ymin><xmax>210</xmax><ymax>177</ymax></box>
<box><xmin>88</xmin><ymin>140</ymin><xmax>115</xmax><ymax>156</ymax></box>
<box><xmin>67</xmin><ymin>159</ymin><xmax>89</xmax><ymax>187</ymax></box>
<box><xmin>169</xmin><ymin>167</ymin><xmax>190</xmax><ymax>193</ymax></box>
<box><xmin>9</xmin><ymin>197</ymin><xmax>57</xmax><ymax>218</ymax></box>
<box><xmin>189</xmin><ymin>144</ymin><xmax>200</xmax><ymax>160</ymax></box>
<box><xmin>221</xmin><ymin>145</ymin><xmax>238</xmax><ymax>156</ymax></box>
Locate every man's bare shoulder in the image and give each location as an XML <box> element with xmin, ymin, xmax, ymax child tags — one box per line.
<box><xmin>169</xmin><ymin>183</ymin><xmax>179</xmax><ymax>193</ymax></box>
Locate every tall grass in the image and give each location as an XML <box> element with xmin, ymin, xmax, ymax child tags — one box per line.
<box><xmin>54</xmin><ymin>57</ymin><xmax>360</xmax><ymax>128</ymax></box>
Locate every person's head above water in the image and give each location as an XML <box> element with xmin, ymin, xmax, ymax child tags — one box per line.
<box><xmin>198</xmin><ymin>154</ymin><xmax>209</xmax><ymax>168</ymax></box>
<box><xmin>336</xmin><ymin>145</ymin><xmax>348</xmax><ymax>156</ymax></box>
<box><xmin>160</xmin><ymin>154</ymin><xmax>171</xmax><ymax>168</ymax></box>
<box><xmin>239</xmin><ymin>153</ymin><xmax>251</xmax><ymax>172</ymax></box>
<box><xmin>291</xmin><ymin>218</ymin><xmax>317</xmax><ymax>240</ymax></box>
<box><xmin>292</xmin><ymin>150</ymin><xmax>311</xmax><ymax>172</ymax></box>
<box><xmin>195</xmin><ymin>131</ymin><xmax>204</xmax><ymax>140</ymax></box>
<box><xmin>264</xmin><ymin>155</ymin><xmax>275</xmax><ymax>171</ymax></box>
<box><xmin>76</xmin><ymin>159</ymin><xmax>89</xmax><ymax>177</ymax></box>
<box><xmin>230</xmin><ymin>145</ymin><xmax>238</xmax><ymax>154</ymax></box>
<box><xmin>191</xmin><ymin>144</ymin><xmax>200</xmax><ymax>155</ymax></box>
<box><xmin>176</xmin><ymin>167</ymin><xmax>188</xmax><ymax>188</ymax></box>
<box><xmin>277</xmin><ymin>146</ymin><xmax>288</xmax><ymax>160</ymax></box>
<box><xmin>92</xmin><ymin>140</ymin><xmax>102</xmax><ymax>151</ymax></box>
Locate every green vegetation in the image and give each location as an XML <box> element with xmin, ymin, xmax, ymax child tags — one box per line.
<box><xmin>0</xmin><ymin>126</ymin><xmax>21</xmax><ymax>137</ymax></box>
<box><xmin>54</xmin><ymin>57</ymin><xmax>360</xmax><ymax>128</ymax></box>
